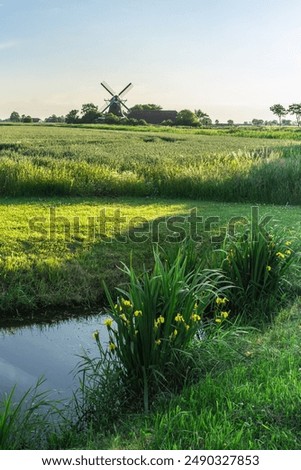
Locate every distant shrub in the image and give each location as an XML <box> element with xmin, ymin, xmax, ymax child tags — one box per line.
<box><xmin>161</xmin><ymin>119</ymin><xmax>174</xmax><ymax>126</ymax></box>
<box><xmin>127</xmin><ymin>118</ymin><xmax>139</xmax><ymax>126</ymax></box>
<box><xmin>104</xmin><ymin>113</ymin><xmax>121</xmax><ymax>124</ymax></box>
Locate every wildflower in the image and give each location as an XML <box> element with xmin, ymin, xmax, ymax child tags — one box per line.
<box><xmin>285</xmin><ymin>249</ymin><xmax>292</xmax><ymax>256</ymax></box>
<box><xmin>155</xmin><ymin>339</ymin><xmax>161</xmax><ymax>345</ymax></box>
<box><xmin>154</xmin><ymin>315</ymin><xmax>165</xmax><ymax>328</ymax></box>
<box><xmin>276</xmin><ymin>252</ymin><xmax>285</xmax><ymax>259</ymax></box>
<box><xmin>191</xmin><ymin>313</ymin><xmax>201</xmax><ymax>322</ymax></box>
<box><xmin>215</xmin><ymin>318</ymin><xmax>222</xmax><ymax>323</ymax></box>
<box><xmin>121</xmin><ymin>298</ymin><xmax>132</xmax><ymax>308</ymax></box>
<box><xmin>134</xmin><ymin>310</ymin><xmax>142</xmax><ymax>317</ymax></box>
<box><xmin>172</xmin><ymin>329</ymin><xmax>178</xmax><ymax>337</ymax></box>
<box><xmin>104</xmin><ymin>318</ymin><xmax>113</xmax><ymax>328</ymax></box>
<box><xmin>185</xmin><ymin>324</ymin><xmax>190</xmax><ymax>331</ymax></box>
<box><xmin>109</xmin><ymin>342</ymin><xmax>116</xmax><ymax>352</ymax></box>
<box><xmin>120</xmin><ymin>313</ymin><xmax>129</xmax><ymax>324</ymax></box>
<box><xmin>266</xmin><ymin>265</ymin><xmax>272</xmax><ymax>272</ymax></box>
<box><xmin>174</xmin><ymin>313</ymin><xmax>184</xmax><ymax>323</ymax></box>
<box><xmin>221</xmin><ymin>311</ymin><xmax>230</xmax><ymax>319</ymax></box>
<box><xmin>215</xmin><ymin>297</ymin><xmax>228</xmax><ymax>305</ymax></box>
<box><xmin>285</xmin><ymin>241</ymin><xmax>292</xmax><ymax>246</ymax></box>
<box><xmin>92</xmin><ymin>330</ymin><xmax>99</xmax><ymax>341</ymax></box>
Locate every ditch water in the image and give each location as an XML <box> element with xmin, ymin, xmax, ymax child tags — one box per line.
<box><xmin>0</xmin><ymin>314</ymin><xmax>108</xmax><ymax>400</ymax></box>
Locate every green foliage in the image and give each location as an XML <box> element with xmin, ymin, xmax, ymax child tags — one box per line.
<box><xmin>0</xmin><ymin>378</ymin><xmax>57</xmax><ymax>449</ymax></box>
<box><xmin>175</xmin><ymin>109</ymin><xmax>199</xmax><ymax>126</ymax></box>
<box><xmin>101</xmin><ymin>248</ymin><xmax>229</xmax><ymax>412</ymax></box>
<box><xmin>288</xmin><ymin>103</ymin><xmax>301</xmax><ymax>126</ymax></box>
<box><xmin>45</xmin><ymin>115</ymin><xmax>65</xmax><ymax>123</ymax></box>
<box><xmin>65</xmin><ymin>109</ymin><xmax>79</xmax><ymax>124</ymax></box>
<box><xmin>57</xmin><ymin>305</ymin><xmax>301</xmax><ymax>450</ymax></box>
<box><xmin>9</xmin><ymin>111</ymin><xmax>20</xmax><ymax>122</ymax></box>
<box><xmin>130</xmin><ymin>104</ymin><xmax>162</xmax><ymax>111</ymax></box>
<box><xmin>104</xmin><ymin>113</ymin><xmax>121</xmax><ymax>124</ymax></box>
<box><xmin>221</xmin><ymin>227</ymin><xmax>298</xmax><ymax>321</ymax></box>
<box><xmin>270</xmin><ymin>104</ymin><xmax>288</xmax><ymax>125</ymax></box>
<box><xmin>81</xmin><ymin>103</ymin><xmax>101</xmax><ymax>123</ymax></box>
<box><xmin>22</xmin><ymin>115</ymin><xmax>32</xmax><ymax>123</ymax></box>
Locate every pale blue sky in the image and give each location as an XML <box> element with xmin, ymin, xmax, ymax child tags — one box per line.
<box><xmin>0</xmin><ymin>0</ymin><xmax>300</xmax><ymax>121</ymax></box>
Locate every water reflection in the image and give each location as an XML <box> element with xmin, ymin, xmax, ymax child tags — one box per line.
<box><xmin>0</xmin><ymin>315</ymin><xmax>108</xmax><ymax>399</ymax></box>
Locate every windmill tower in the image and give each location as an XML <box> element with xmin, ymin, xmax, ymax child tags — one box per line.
<box><xmin>100</xmin><ymin>81</ymin><xmax>133</xmax><ymax>116</ymax></box>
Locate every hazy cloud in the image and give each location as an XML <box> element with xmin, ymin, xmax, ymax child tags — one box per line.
<box><xmin>0</xmin><ymin>41</ymin><xmax>17</xmax><ymax>50</ymax></box>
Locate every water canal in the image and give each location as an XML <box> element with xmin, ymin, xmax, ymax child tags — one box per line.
<box><xmin>0</xmin><ymin>314</ymin><xmax>108</xmax><ymax>400</ymax></box>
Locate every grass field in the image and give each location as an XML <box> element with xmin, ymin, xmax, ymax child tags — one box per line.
<box><xmin>1</xmin><ymin>123</ymin><xmax>301</xmax><ymax>450</ymax></box>
<box><xmin>0</xmin><ymin>124</ymin><xmax>301</xmax><ymax>203</ymax></box>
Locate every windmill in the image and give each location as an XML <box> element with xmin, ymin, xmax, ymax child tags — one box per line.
<box><xmin>100</xmin><ymin>81</ymin><xmax>133</xmax><ymax>116</ymax></box>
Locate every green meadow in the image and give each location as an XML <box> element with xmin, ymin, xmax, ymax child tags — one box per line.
<box><xmin>1</xmin><ymin>123</ymin><xmax>301</xmax><ymax>450</ymax></box>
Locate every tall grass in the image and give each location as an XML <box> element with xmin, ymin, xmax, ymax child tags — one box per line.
<box><xmin>0</xmin><ymin>378</ymin><xmax>57</xmax><ymax>449</ymax></box>
<box><xmin>220</xmin><ymin>227</ymin><xmax>299</xmax><ymax>322</ymax></box>
<box><xmin>0</xmin><ymin>125</ymin><xmax>301</xmax><ymax>203</ymax></box>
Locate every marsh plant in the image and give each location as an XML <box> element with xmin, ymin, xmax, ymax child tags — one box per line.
<box><xmin>0</xmin><ymin>378</ymin><xmax>57</xmax><ymax>449</ymax></box>
<box><xmin>221</xmin><ymin>226</ymin><xmax>298</xmax><ymax>321</ymax></box>
<box><xmin>84</xmin><ymin>249</ymin><xmax>231</xmax><ymax>414</ymax></box>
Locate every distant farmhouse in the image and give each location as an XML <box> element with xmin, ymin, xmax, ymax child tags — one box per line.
<box><xmin>128</xmin><ymin>109</ymin><xmax>177</xmax><ymax>124</ymax></box>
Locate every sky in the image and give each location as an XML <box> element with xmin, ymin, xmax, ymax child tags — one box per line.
<box><xmin>0</xmin><ymin>0</ymin><xmax>301</xmax><ymax>122</ymax></box>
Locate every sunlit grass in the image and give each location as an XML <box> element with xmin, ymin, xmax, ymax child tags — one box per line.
<box><xmin>0</xmin><ymin>196</ymin><xmax>300</xmax><ymax>319</ymax></box>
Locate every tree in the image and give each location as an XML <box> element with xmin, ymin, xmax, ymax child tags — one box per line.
<box><xmin>270</xmin><ymin>104</ymin><xmax>287</xmax><ymax>126</ymax></box>
<box><xmin>227</xmin><ymin>119</ymin><xmax>234</xmax><ymax>126</ymax></box>
<box><xmin>81</xmin><ymin>103</ymin><xmax>101</xmax><ymax>123</ymax></box>
<box><xmin>201</xmin><ymin>117</ymin><xmax>212</xmax><ymax>126</ymax></box>
<box><xmin>22</xmin><ymin>115</ymin><xmax>32</xmax><ymax>123</ymax></box>
<box><xmin>175</xmin><ymin>109</ymin><xmax>199</xmax><ymax>126</ymax></box>
<box><xmin>130</xmin><ymin>104</ymin><xmax>162</xmax><ymax>111</ymax></box>
<box><xmin>65</xmin><ymin>109</ymin><xmax>79</xmax><ymax>124</ymax></box>
<box><xmin>194</xmin><ymin>109</ymin><xmax>208</xmax><ymax>119</ymax></box>
<box><xmin>252</xmin><ymin>118</ymin><xmax>264</xmax><ymax>126</ymax></box>
<box><xmin>288</xmin><ymin>103</ymin><xmax>301</xmax><ymax>127</ymax></box>
<box><xmin>215</xmin><ymin>119</ymin><xmax>219</xmax><ymax>126</ymax></box>
<box><xmin>10</xmin><ymin>111</ymin><xmax>20</xmax><ymax>122</ymax></box>
<box><xmin>45</xmin><ymin>114</ymin><xmax>65</xmax><ymax>123</ymax></box>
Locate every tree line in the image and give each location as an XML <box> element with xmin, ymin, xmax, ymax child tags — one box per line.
<box><xmin>5</xmin><ymin>103</ymin><xmax>301</xmax><ymax>127</ymax></box>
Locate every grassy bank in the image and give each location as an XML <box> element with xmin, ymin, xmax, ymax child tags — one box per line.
<box><xmin>70</xmin><ymin>302</ymin><xmax>301</xmax><ymax>450</ymax></box>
